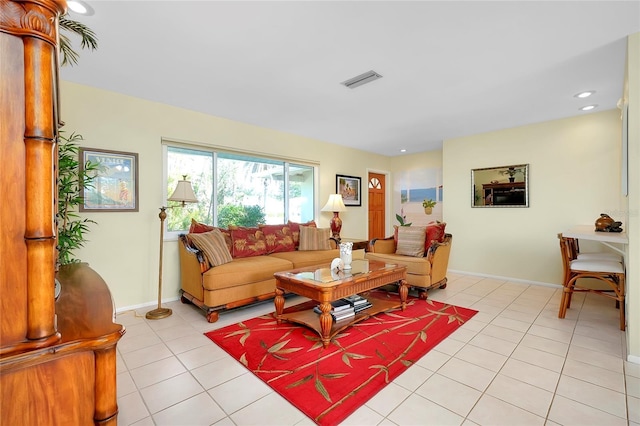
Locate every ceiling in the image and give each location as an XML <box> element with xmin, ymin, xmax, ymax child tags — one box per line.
<box><xmin>60</xmin><ymin>1</ymin><xmax>640</xmax><ymax>157</ymax></box>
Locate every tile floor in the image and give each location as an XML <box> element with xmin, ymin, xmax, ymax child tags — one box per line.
<box><xmin>115</xmin><ymin>273</ymin><xmax>639</xmax><ymax>425</ymax></box>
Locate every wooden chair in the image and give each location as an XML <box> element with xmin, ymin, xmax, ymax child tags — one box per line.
<box><xmin>558</xmin><ymin>234</ymin><xmax>626</xmax><ymax>330</ymax></box>
<box><xmin>571</xmin><ymin>237</ymin><xmax>623</xmax><ymax>263</ymax></box>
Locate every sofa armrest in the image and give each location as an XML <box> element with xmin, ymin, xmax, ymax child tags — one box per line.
<box><xmin>369</xmin><ymin>236</ymin><xmax>396</xmax><ymax>254</ymax></box>
<box><xmin>426</xmin><ymin>233</ymin><xmax>452</xmax><ymax>284</ymax></box>
<box><xmin>178</xmin><ymin>235</ymin><xmax>208</xmax><ymax>300</ymax></box>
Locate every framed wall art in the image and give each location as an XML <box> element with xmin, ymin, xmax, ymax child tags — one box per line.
<box><xmin>471</xmin><ymin>164</ymin><xmax>529</xmax><ymax>208</ymax></box>
<box><xmin>79</xmin><ymin>148</ymin><xmax>139</xmax><ymax>212</ymax></box>
<box><xmin>336</xmin><ymin>174</ymin><xmax>361</xmax><ymax>207</ymax></box>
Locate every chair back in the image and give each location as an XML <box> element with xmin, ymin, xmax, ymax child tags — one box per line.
<box><xmin>557</xmin><ymin>233</ymin><xmax>577</xmax><ymax>284</ymax></box>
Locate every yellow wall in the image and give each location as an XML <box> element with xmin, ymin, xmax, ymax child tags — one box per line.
<box><xmin>60</xmin><ymin>81</ymin><xmax>389</xmax><ymax>309</ymax></box>
<box><xmin>442</xmin><ymin>109</ymin><xmax>624</xmax><ymax>284</ymax></box>
<box><xmin>625</xmin><ymin>32</ymin><xmax>639</xmax><ymax>362</ymax></box>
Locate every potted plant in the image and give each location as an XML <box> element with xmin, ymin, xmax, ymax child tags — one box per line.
<box><xmin>57</xmin><ymin>132</ymin><xmax>101</xmax><ymax>266</ymax></box>
<box><xmin>500</xmin><ymin>167</ymin><xmax>524</xmax><ymax>183</ymax></box>
<box><xmin>422</xmin><ymin>199</ymin><xmax>437</xmax><ymax>215</ymax></box>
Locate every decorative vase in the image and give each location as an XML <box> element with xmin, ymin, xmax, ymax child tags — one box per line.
<box><xmin>339</xmin><ymin>242</ymin><xmax>353</xmax><ymax>270</ymax></box>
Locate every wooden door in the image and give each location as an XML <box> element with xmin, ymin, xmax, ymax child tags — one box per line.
<box><xmin>368</xmin><ymin>172</ymin><xmax>386</xmax><ymax>240</ymax></box>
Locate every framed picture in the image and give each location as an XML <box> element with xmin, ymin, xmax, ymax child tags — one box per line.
<box><xmin>79</xmin><ymin>148</ymin><xmax>139</xmax><ymax>212</ymax></box>
<box><xmin>471</xmin><ymin>164</ymin><xmax>529</xmax><ymax>208</ymax></box>
<box><xmin>336</xmin><ymin>174</ymin><xmax>361</xmax><ymax>207</ymax></box>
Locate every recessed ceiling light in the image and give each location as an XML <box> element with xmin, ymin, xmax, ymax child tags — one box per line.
<box><xmin>579</xmin><ymin>105</ymin><xmax>598</xmax><ymax>111</ymax></box>
<box><xmin>400</xmin><ymin>149</ymin><xmax>407</xmax><ymax>153</ymax></box>
<box><xmin>574</xmin><ymin>91</ymin><xmax>595</xmax><ymax>98</ymax></box>
<box><xmin>67</xmin><ymin>0</ymin><xmax>94</xmax><ymax>16</ymax></box>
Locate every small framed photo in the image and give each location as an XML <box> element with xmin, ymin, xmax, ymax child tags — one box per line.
<box><xmin>79</xmin><ymin>148</ymin><xmax>139</xmax><ymax>212</ymax></box>
<box><xmin>336</xmin><ymin>174</ymin><xmax>361</xmax><ymax>207</ymax></box>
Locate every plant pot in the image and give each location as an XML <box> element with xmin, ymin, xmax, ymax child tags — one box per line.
<box><xmin>509</xmin><ymin>177</ymin><xmax>515</xmax><ymax>183</ymax></box>
<box><xmin>424</xmin><ymin>207</ymin><xmax>433</xmax><ymax>215</ymax></box>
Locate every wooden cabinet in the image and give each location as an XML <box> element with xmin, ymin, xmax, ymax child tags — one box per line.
<box><xmin>482</xmin><ymin>182</ymin><xmax>526</xmax><ymax>206</ymax></box>
<box><xmin>0</xmin><ymin>1</ymin><xmax>124</xmax><ymax>424</ymax></box>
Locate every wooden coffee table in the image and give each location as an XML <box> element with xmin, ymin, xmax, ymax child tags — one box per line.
<box><xmin>274</xmin><ymin>259</ymin><xmax>407</xmax><ymax>348</ymax></box>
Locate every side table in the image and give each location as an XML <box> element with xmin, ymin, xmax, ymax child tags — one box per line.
<box><xmin>339</xmin><ymin>238</ymin><xmax>370</xmax><ymax>252</ymax></box>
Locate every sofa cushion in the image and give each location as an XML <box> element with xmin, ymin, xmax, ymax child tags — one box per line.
<box><xmin>270</xmin><ymin>248</ymin><xmax>338</xmax><ymax>269</ymax></box>
<box><xmin>259</xmin><ymin>224</ymin><xmax>295</xmax><ymax>253</ymax></box>
<box><xmin>299</xmin><ymin>226</ymin><xmax>331</xmax><ymax>251</ymax></box>
<box><xmin>187</xmin><ymin>230</ymin><xmax>233</xmax><ymax>267</ymax></box>
<box><xmin>189</xmin><ymin>219</ymin><xmax>232</xmax><ymax>252</ymax></box>
<box><xmin>365</xmin><ymin>252</ymin><xmax>432</xmax><ymax>276</ymax></box>
<box><xmin>230</xmin><ymin>227</ymin><xmax>268</xmax><ymax>258</ymax></box>
<box><xmin>201</xmin><ymin>256</ymin><xmax>293</xmax><ymax>291</ymax></box>
<box><xmin>287</xmin><ymin>220</ymin><xmax>316</xmax><ymax>248</ymax></box>
<box><xmin>396</xmin><ymin>226</ymin><xmax>427</xmax><ymax>257</ymax></box>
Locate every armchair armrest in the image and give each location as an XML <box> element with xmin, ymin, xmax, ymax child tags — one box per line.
<box><xmin>426</xmin><ymin>233</ymin><xmax>452</xmax><ymax>284</ymax></box>
<box><xmin>369</xmin><ymin>236</ymin><xmax>396</xmax><ymax>254</ymax></box>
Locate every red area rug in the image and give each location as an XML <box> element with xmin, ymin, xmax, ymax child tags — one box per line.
<box><xmin>204</xmin><ymin>292</ymin><xmax>477</xmax><ymax>426</ymax></box>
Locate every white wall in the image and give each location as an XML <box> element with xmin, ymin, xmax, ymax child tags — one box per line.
<box><xmin>442</xmin><ymin>110</ymin><xmax>624</xmax><ymax>285</ymax></box>
<box><xmin>60</xmin><ymin>81</ymin><xmax>388</xmax><ymax>309</ymax></box>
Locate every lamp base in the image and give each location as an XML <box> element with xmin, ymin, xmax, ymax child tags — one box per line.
<box><xmin>145</xmin><ymin>307</ymin><xmax>172</xmax><ymax>320</ymax></box>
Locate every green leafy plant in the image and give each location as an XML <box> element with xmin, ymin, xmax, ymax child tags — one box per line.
<box><xmin>57</xmin><ymin>132</ymin><xmax>101</xmax><ymax>265</ymax></box>
<box><xmin>217</xmin><ymin>204</ymin><xmax>266</xmax><ymax>228</ymax></box>
<box><xmin>59</xmin><ymin>15</ymin><xmax>98</xmax><ymax>66</ymax></box>
<box><xmin>499</xmin><ymin>167</ymin><xmax>524</xmax><ymax>178</ymax></box>
<box><xmin>395</xmin><ymin>208</ymin><xmax>412</xmax><ymax>227</ymax></box>
<box><xmin>422</xmin><ymin>199</ymin><xmax>437</xmax><ymax>208</ymax></box>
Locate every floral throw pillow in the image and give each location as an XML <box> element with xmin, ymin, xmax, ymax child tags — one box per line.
<box><xmin>425</xmin><ymin>221</ymin><xmax>446</xmax><ymax>252</ymax></box>
<box><xmin>189</xmin><ymin>219</ymin><xmax>232</xmax><ymax>252</ymax></box>
<box><xmin>230</xmin><ymin>227</ymin><xmax>268</xmax><ymax>258</ymax></box>
<box><xmin>259</xmin><ymin>224</ymin><xmax>295</xmax><ymax>253</ymax></box>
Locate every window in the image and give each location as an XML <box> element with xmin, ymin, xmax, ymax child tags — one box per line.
<box><xmin>165</xmin><ymin>144</ymin><xmax>316</xmax><ymax>233</ymax></box>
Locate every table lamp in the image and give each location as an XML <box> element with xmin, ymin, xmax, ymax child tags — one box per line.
<box><xmin>146</xmin><ymin>176</ymin><xmax>198</xmax><ymax>320</ymax></box>
<box><xmin>321</xmin><ymin>194</ymin><xmax>347</xmax><ymax>241</ymax></box>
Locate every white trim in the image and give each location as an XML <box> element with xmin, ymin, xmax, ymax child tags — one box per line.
<box><xmin>628</xmin><ymin>354</ymin><xmax>640</xmax><ymax>365</ymax></box>
<box><xmin>447</xmin><ymin>269</ymin><xmax>562</xmax><ymax>289</ymax></box>
<box><xmin>116</xmin><ymin>296</ymin><xmax>180</xmax><ymax>314</ymax></box>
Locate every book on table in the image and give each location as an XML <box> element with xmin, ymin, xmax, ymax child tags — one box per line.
<box><xmin>313</xmin><ymin>299</ymin><xmax>353</xmax><ymax>314</ymax></box>
<box><xmin>331</xmin><ymin>308</ymin><xmax>355</xmax><ymax>322</ymax></box>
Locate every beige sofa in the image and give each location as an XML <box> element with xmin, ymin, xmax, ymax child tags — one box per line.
<box><xmin>366</xmin><ymin>233</ymin><xmax>452</xmax><ymax>299</ymax></box>
<box><xmin>178</xmin><ymin>233</ymin><xmax>338</xmax><ymax>322</ymax></box>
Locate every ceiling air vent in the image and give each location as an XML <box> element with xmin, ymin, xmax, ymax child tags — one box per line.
<box><xmin>341</xmin><ymin>70</ymin><xmax>383</xmax><ymax>89</ymax></box>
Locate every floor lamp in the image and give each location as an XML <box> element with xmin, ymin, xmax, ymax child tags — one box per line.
<box><xmin>146</xmin><ymin>176</ymin><xmax>198</xmax><ymax>320</ymax></box>
<box><xmin>321</xmin><ymin>194</ymin><xmax>347</xmax><ymax>241</ymax></box>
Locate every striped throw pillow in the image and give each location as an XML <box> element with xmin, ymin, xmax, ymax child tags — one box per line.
<box><xmin>188</xmin><ymin>229</ymin><xmax>233</xmax><ymax>267</ymax></box>
<box><xmin>395</xmin><ymin>226</ymin><xmax>427</xmax><ymax>257</ymax></box>
<box><xmin>298</xmin><ymin>226</ymin><xmax>331</xmax><ymax>251</ymax></box>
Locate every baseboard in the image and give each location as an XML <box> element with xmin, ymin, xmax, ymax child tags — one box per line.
<box><xmin>447</xmin><ymin>269</ymin><xmax>562</xmax><ymax>289</ymax></box>
<box><xmin>628</xmin><ymin>354</ymin><xmax>640</xmax><ymax>364</ymax></box>
<box><xmin>116</xmin><ymin>296</ymin><xmax>180</xmax><ymax>314</ymax></box>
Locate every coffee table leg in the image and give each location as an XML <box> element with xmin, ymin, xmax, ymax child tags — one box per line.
<box><xmin>318</xmin><ymin>302</ymin><xmax>332</xmax><ymax>348</ymax></box>
<box><xmin>274</xmin><ymin>287</ymin><xmax>285</xmax><ymax>323</ymax></box>
<box><xmin>398</xmin><ymin>279</ymin><xmax>408</xmax><ymax>310</ymax></box>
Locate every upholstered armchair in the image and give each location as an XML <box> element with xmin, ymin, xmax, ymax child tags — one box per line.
<box><xmin>366</xmin><ymin>233</ymin><xmax>452</xmax><ymax>299</ymax></box>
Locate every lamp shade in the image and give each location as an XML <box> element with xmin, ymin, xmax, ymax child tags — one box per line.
<box><xmin>168</xmin><ymin>178</ymin><xmax>198</xmax><ymax>204</ymax></box>
<box><xmin>321</xmin><ymin>194</ymin><xmax>347</xmax><ymax>212</ymax></box>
